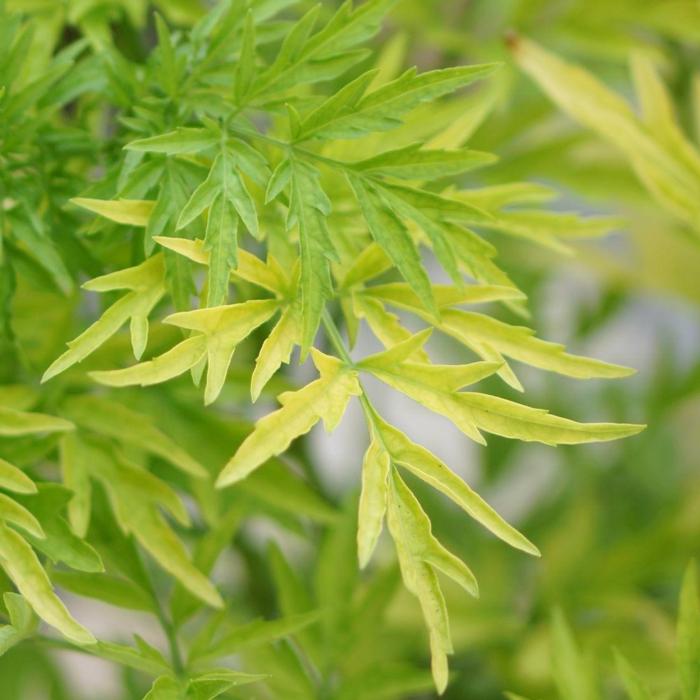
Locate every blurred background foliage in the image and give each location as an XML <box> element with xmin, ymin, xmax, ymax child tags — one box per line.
<box><xmin>1</xmin><ymin>1</ymin><xmax>699</xmax><ymax>698</ymax></box>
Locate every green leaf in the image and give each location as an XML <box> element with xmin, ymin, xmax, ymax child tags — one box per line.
<box><xmin>193</xmin><ymin>611</ymin><xmax>319</xmax><ymax>662</ymax></box>
<box><xmin>298</xmin><ymin>63</ymin><xmax>498</xmax><ymax>139</ymax></box>
<box><xmin>0</xmin><ymin>593</ymin><xmax>37</xmax><ymax>657</ymax></box>
<box><xmin>85</xmin><ymin>442</ymin><xmax>223</xmax><ymax>609</ymax></box>
<box><xmin>289</xmin><ymin>159</ymin><xmax>336</xmax><ymax>353</ymax></box>
<box><xmin>204</xmin><ymin>194</ymin><xmax>238</xmax><ymax>306</ymax></box>
<box><xmin>348</xmin><ymin>174</ymin><xmax>436</xmax><ymax>317</ymax></box>
<box><xmin>126</xmin><ymin>127</ymin><xmax>219</xmax><ymax>155</ymax></box>
<box><xmin>234</xmin><ymin>11</ymin><xmax>257</xmax><ymax>103</ymax></box>
<box><xmin>0</xmin><ymin>493</ymin><xmax>45</xmax><ymax>539</ymax></box>
<box><xmin>351</xmin><ymin>142</ymin><xmax>496</xmax><ymax>180</ymax></box>
<box><xmin>550</xmin><ymin>609</ymin><xmax>599</xmax><ymax>700</ymax></box>
<box><xmin>13</xmin><ymin>485</ymin><xmax>103</xmax><ymax>573</ymax></box>
<box><xmin>62</xmin><ymin>395</ymin><xmax>207</xmax><ymax>478</ymax></box>
<box><xmin>51</xmin><ymin>570</ymin><xmax>153</xmax><ymax>612</ymax></box>
<box><xmin>217</xmin><ymin>349</ymin><xmax>361</xmax><ymax>487</ymax></box>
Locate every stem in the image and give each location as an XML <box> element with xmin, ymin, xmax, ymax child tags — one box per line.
<box><xmin>136</xmin><ymin>548</ymin><xmax>185</xmax><ymax>676</ymax></box>
<box><xmin>321</xmin><ymin>310</ymin><xmax>382</xmax><ymax>430</ymax></box>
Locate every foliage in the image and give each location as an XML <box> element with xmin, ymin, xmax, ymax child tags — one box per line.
<box><xmin>4</xmin><ymin>1</ymin><xmax>699</xmax><ymax>699</ymax></box>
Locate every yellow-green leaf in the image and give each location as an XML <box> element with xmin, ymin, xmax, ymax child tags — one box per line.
<box><xmin>0</xmin><ymin>522</ymin><xmax>95</xmax><ymax>645</ymax></box>
<box><xmin>72</xmin><ymin>198</ymin><xmax>155</xmax><ymax>227</ymax></box>
<box><xmin>217</xmin><ymin>350</ymin><xmax>361</xmax><ymax>487</ymax></box>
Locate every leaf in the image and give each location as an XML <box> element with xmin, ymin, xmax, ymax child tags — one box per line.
<box><xmin>357</xmin><ymin>427</ymin><xmax>391</xmax><ymax>568</ymax></box>
<box><xmin>62</xmin><ymin>395</ymin><xmax>207</xmax><ymax>477</ymax></box>
<box><xmin>91</xmin><ymin>335</ymin><xmax>208</xmax><ymax>388</ymax></box>
<box><xmin>217</xmin><ymin>349</ymin><xmax>361</xmax><ymax>487</ymax></box>
<box><xmin>126</xmin><ymin>127</ymin><xmax>219</xmax><ymax>154</ymax></box>
<box><xmin>193</xmin><ymin>611</ymin><xmax>319</xmax><ymax>662</ymax></box>
<box><xmin>298</xmin><ymin>63</ymin><xmax>498</xmax><ymax>139</ymax></box>
<box><xmin>289</xmin><ymin>159</ymin><xmax>335</xmax><ymax>354</ymax></box>
<box><xmin>52</xmin><ymin>570</ymin><xmax>153</xmax><ymax>612</ymax></box>
<box><xmin>0</xmin><ymin>407</ymin><xmax>74</xmax><ymax>436</ymax></box>
<box><xmin>43</xmin><ymin>255</ymin><xmax>166</xmax><ymax>380</ymax></box>
<box><xmin>86</xmin><ymin>442</ymin><xmax>223</xmax><ymax>608</ymax></box>
<box><xmin>0</xmin><ymin>593</ymin><xmax>37</xmax><ymax>657</ymax></box>
<box><xmin>204</xmin><ymin>194</ymin><xmax>238</xmax><ymax>306</ymax></box>
<box><xmin>0</xmin><ymin>458</ymin><xmax>36</xmax><ymax>494</ymax></box>
<box><xmin>251</xmin><ymin>303</ymin><xmax>302</xmax><ymax>401</ymax></box>
<box><xmin>165</xmin><ymin>299</ymin><xmax>279</xmax><ymax>404</ymax></box>
<box><xmin>0</xmin><ymin>521</ymin><xmax>95</xmax><ymax>645</ymax></box>
<box><xmin>92</xmin><ymin>638</ymin><xmax>170</xmax><ymax>676</ymax></box>
<box><xmin>0</xmin><ymin>493</ymin><xmax>45</xmax><ymax>539</ymax></box>
<box><xmin>677</xmin><ymin>561</ymin><xmax>700</xmax><ymax>700</ymax></box>
<box><xmin>71</xmin><ymin>198</ymin><xmax>155</xmax><ymax>226</ymax></box>
<box><xmin>234</xmin><ymin>11</ymin><xmax>257</xmax><ymax>103</ymax></box>
<box><xmin>372</xmin><ymin>413</ymin><xmax>539</xmax><ymax>556</ymax></box>
<box><xmin>362</xmin><ymin>351</ymin><xmax>643</xmax><ymax>446</ymax></box>
<box><xmin>367</xmin><ymin>290</ymin><xmax>636</xmax><ymax>384</ymax></box>
<box><xmin>512</xmin><ymin>37</ymin><xmax>700</xmax><ymax>233</ymax></box>
<box><xmin>386</xmin><ymin>470</ymin><xmax>453</xmax><ymax>694</ymax></box>
<box><xmin>351</xmin><ymin>142</ymin><xmax>496</xmax><ymax>180</ymax></box>
<box><xmin>348</xmin><ymin>174</ymin><xmax>436</xmax><ymax>316</ymax></box>
<box><xmin>13</xmin><ymin>485</ymin><xmax>103</xmax><ymax>573</ymax></box>
<box><xmin>550</xmin><ymin>609</ymin><xmax>599</xmax><ymax>700</ymax></box>
<box><xmin>154</xmin><ymin>237</ymin><xmax>291</xmax><ymax>297</ymax></box>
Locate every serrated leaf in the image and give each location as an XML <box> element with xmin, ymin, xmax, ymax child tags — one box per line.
<box><xmin>386</xmin><ymin>470</ymin><xmax>452</xmax><ymax>694</ymax></box>
<box><xmin>165</xmin><ymin>299</ymin><xmax>279</xmax><ymax>404</ymax></box>
<box><xmin>348</xmin><ymin>174</ymin><xmax>436</xmax><ymax>317</ymax></box>
<box><xmin>251</xmin><ymin>303</ymin><xmax>302</xmax><ymax>401</ymax></box>
<box><xmin>204</xmin><ymin>194</ymin><xmax>238</xmax><ymax>306</ymax></box>
<box><xmin>87</xmin><ymin>444</ymin><xmax>222</xmax><ymax>608</ymax></box>
<box><xmin>372</xmin><ymin>414</ymin><xmax>539</xmax><ymax>556</ymax></box>
<box><xmin>43</xmin><ymin>255</ymin><xmax>165</xmax><ymax>380</ymax></box>
<box><xmin>126</xmin><ymin>127</ymin><xmax>219</xmax><ymax>154</ymax></box>
<box><xmin>61</xmin><ymin>395</ymin><xmax>207</xmax><ymax>477</ymax></box>
<box><xmin>364</xmin><ymin>356</ymin><xmax>643</xmax><ymax>446</ymax></box>
<box><xmin>289</xmin><ymin>160</ymin><xmax>335</xmax><ymax>353</ymax></box>
<box><xmin>351</xmin><ymin>142</ymin><xmax>496</xmax><ymax>180</ymax></box>
<box><xmin>217</xmin><ymin>349</ymin><xmax>361</xmax><ymax>487</ymax></box>
<box><xmin>299</xmin><ymin>62</ymin><xmax>497</xmax><ymax>139</ymax></box>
